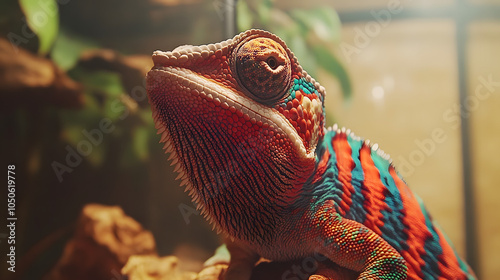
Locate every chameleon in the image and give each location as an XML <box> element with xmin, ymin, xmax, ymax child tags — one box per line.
<box><xmin>146</xmin><ymin>29</ymin><xmax>476</xmax><ymax>280</ymax></box>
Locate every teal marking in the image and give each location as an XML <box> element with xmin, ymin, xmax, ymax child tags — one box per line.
<box><xmin>370</xmin><ymin>147</ymin><xmax>407</xmax><ymax>253</ymax></box>
<box><xmin>289</xmin><ymin>78</ymin><xmax>319</xmax><ymax>96</ymax></box>
<box><xmin>344</xmin><ymin>135</ymin><xmax>366</xmax><ymax>222</ymax></box>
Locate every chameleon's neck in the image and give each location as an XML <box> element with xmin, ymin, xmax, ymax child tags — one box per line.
<box><xmin>150</xmin><ymin>81</ymin><xmax>319</xmax><ymax>243</ymax></box>
<box><xmin>175</xmin><ymin>121</ymin><xmax>318</xmax><ymax>243</ymax></box>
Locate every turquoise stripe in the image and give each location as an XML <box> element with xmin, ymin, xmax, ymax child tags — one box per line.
<box><xmin>371</xmin><ymin>148</ymin><xmax>407</xmax><ymax>253</ymax></box>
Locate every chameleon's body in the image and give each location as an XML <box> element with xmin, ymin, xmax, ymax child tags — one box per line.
<box><xmin>146</xmin><ymin>29</ymin><xmax>476</xmax><ymax>279</ymax></box>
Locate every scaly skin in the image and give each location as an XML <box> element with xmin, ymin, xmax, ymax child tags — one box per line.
<box><xmin>146</xmin><ymin>29</ymin><xmax>476</xmax><ymax>280</ymax></box>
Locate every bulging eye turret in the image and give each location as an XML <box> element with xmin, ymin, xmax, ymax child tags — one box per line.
<box><xmin>233</xmin><ymin>37</ymin><xmax>292</xmax><ymax>104</ymax></box>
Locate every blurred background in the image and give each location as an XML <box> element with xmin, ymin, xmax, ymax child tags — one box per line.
<box><xmin>0</xmin><ymin>0</ymin><xmax>499</xmax><ymax>279</ymax></box>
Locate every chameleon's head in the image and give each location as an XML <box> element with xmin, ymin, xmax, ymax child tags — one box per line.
<box><xmin>147</xmin><ymin>30</ymin><xmax>326</xmax><ymax>231</ymax></box>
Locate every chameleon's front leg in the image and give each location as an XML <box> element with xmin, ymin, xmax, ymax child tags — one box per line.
<box><xmin>309</xmin><ymin>200</ymin><xmax>407</xmax><ymax>280</ymax></box>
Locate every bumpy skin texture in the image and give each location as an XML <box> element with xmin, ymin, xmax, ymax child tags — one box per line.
<box><xmin>146</xmin><ymin>29</ymin><xmax>476</xmax><ymax>280</ymax></box>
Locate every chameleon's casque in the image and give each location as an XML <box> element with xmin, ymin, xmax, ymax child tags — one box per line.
<box><xmin>147</xmin><ymin>29</ymin><xmax>476</xmax><ymax>280</ymax></box>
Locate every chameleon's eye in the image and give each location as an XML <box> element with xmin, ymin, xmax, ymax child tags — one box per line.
<box><xmin>266</xmin><ymin>56</ymin><xmax>278</xmax><ymax>70</ymax></box>
<box><xmin>233</xmin><ymin>37</ymin><xmax>292</xmax><ymax>104</ymax></box>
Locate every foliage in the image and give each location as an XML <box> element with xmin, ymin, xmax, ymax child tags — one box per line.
<box><xmin>4</xmin><ymin>0</ymin><xmax>352</xmax><ymax>169</ymax></box>
<box><xmin>0</xmin><ymin>2</ymin><xmax>353</xmax><ymax>278</ymax></box>
<box><xmin>18</xmin><ymin>0</ymin><xmax>59</xmax><ymax>55</ymax></box>
<box><xmin>1</xmin><ymin>0</ymin><xmax>155</xmax><ymax>168</ymax></box>
<box><xmin>51</xmin><ymin>28</ymin><xmax>99</xmax><ymax>71</ymax></box>
<box><xmin>237</xmin><ymin>0</ymin><xmax>352</xmax><ymax>98</ymax></box>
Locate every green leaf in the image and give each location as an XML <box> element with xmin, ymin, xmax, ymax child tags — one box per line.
<box><xmin>83</xmin><ymin>71</ymin><xmax>127</xmax><ymax>120</ymax></box>
<box><xmin>81</xmin><ymin>71</ymin><xmax>125</xmax><ymax>99</ymax></box>
<box><xmin>69</xmin><ymin>68</ymin><xmax>127</xmax><ymax>120</ymax></box>
<box><xmin>51</xmin><ymin>29</ymin><xmax>99</xmax><ymax>71</ymax></box>
<box><xmin>19</xmin><ymin>0</ymin><xmax>59</xmax><ymax>55</ymax></box>
<box><xmin>312</xmin><ymin>45</ymin><xmax>352</xmax><ymax>98</ymax></box>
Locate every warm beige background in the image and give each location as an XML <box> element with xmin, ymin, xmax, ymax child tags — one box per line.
<box><xmin>310</xmin><ymin>6</ymin><xmax>499</xmax><ymax>279</ymax></box>
<box><xmin>469</xmin><ymin>20</ymin><xmax>500</xmax><ymax>280</ymax></box>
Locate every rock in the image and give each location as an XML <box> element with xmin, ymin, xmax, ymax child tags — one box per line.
<box><xmin>122</xmin><ymin>255</ymin><xmax>197</xmax><ymax>280</ymax></box>
<box><xmin>45</xmin><ymin>203</ymin><xmax>357</xmax><ymax>280</ymax></box>
<box><xmin>0</xmin><ymin>38</ymin><xmax>84</xmax><ymax>109</ymax></box>
<box><xmin>44</xmin><ymin>204</ymin><xmax>157</xmax><ymax>280</ymax></box>
<box><xmin>78</xmin><ymin>49</ymin><xmax>153</xmax><ymax>108</ymax></box>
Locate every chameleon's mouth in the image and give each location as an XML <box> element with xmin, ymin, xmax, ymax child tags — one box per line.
<box><xmin>147</xmin><ymin>65</ymin><xmax>314</xmax><ymax>161</ymax></box>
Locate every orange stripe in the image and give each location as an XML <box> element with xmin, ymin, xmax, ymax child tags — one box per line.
<box><xmin>436</xmin><ymin>228</ymin><xmax>468</xmax><ymax>279</ymax></box>
<box><xmin>359</xmin><ymin>144</ymin><xmax>388</xmax><ymax>236</ymax></box>
<box><xmin>312</xmin><ymin>146</ymin><xmax>331</xmax><ymax>185</ymax></box>
<box><xmin>389</xmin><ymin>166</ymin><xmax>430</xmax><ymax>279</ymax></box>
<box><xmin>331</xmin><ymin>133</ymin><xmax>355</xmax><ymax>216</ymax></box>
